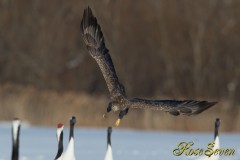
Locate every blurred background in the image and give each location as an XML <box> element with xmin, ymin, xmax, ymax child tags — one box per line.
<box><xmin>0</xmin><ymin>0</ymin><xmax>239</xmax><ymax>131</ymax></box>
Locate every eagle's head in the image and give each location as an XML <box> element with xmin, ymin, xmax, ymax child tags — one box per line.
<box><xmin>108</xmin><ymin>102</ymin><xmax>120</xmax><ymax>112</ymax></box>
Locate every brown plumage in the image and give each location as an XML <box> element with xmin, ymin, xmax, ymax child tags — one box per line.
<box><xmin>80</xmin><ymin>7</ymin><xmax>217</xmax><ymax>126</ymax></box>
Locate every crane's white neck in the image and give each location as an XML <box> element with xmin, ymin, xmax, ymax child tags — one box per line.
<box><xmin>12</xmin><ymin>119</ymin><xmax>21</xmax><ymax>142</ymax></box>
<box><xmin>62</xmin><ymin>137</ymin><xmax>75</xmax><ymax>160</ymax></box>
<box><xmin>213</xmin><ymin>136</ymin><xmax>220</xmax><ymax>150</ymax></box>
<box><xmin>104</xmin><ymin>144</ymin><xmax>113</xmax><ymax>160</ymax></box>
<box><xmin>57</xmin><ymin>126</ymin><xmax>63</xmax><ymax>142</ymax></box>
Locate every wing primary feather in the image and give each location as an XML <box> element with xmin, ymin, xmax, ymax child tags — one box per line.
<box><xmin>80</xmin><ymin>7</ymin><xmax>126</xmax><ymax>100</ymax></box>
<box><xmin>129</xmin><ymin>98</ymin><xmax>217</xmax><ymax>116</ymax></box>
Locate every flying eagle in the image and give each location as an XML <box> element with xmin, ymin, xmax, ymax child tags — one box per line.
<box><xmin>80</xmin><ymin>7</ymin><xmax>217</xmax><ymax>126</ymax></box>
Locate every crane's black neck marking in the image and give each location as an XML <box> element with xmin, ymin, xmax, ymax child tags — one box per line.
<box><xmin>69</xmin><ymin>116</ymin><xmax>76</xmax><ymax>141</ymax></box>
<box><xmin>55</xmin><ymin>131</ymin><xmax>63</xmax><ymax>160</ymax></box>
<box><xmin>12</xmin><ymin>125</ymin><xmax>20</xmax><ymax>160</ymax></box>
<box><xmin>214</xmin><ymin>118</ymin><xmax>220</xmax><ymax>140</ymax></box>
<box><xmin>214</xmin><ymin>126</ymin><xmax>218</xmax><ymax>140</ymax></box>
<box><xmin>107</xmin><ymin>127</ymin><xmax>112</xmax><ymax>146</ymax></box>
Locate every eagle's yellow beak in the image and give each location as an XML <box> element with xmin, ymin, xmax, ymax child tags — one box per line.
<box><xmin>115</xmin><ymin>118</ymin><xmax>121</xmax><ymax>127</ymax></box>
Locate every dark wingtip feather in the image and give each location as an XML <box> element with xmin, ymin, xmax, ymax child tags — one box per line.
<box><xmin>80</xmin><ymin>6</ymin><xmax>100</xmax><ymax>35</ymax></box>
<box><xmin>193</xmin><ymin>101</ymin><xmax>218</xmax><ymax>115</ymax></box>
<box><xmin>80</xmin><ymin>6</ymin><xmax>93</xmax><ymax>34</ymax></box>
<box><xmin>80</xmin><ymin>6</ymin><xmax>107</xmax><ymax>54</ymax></box>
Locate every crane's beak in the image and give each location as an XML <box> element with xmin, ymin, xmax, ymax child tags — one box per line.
<box><xmin>115</xmin><ymin>118</ymin><xmax>121</xmax><ymax>127</ymax></box>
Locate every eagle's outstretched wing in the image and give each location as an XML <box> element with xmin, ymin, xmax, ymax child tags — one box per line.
<box><xmin>80</xmin><ymin>7</ymin><xmax>125</xmax><ymax>100</ymax></box>
<box><xmin>129</xmin><ymin>98</ymin><xmax>217</xmax><ymax>116</ymax></box>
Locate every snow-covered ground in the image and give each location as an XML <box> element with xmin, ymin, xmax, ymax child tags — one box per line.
<box><xmin>0</xmin><ymin>122</ymin><xmax>239</xmax><ymax>160</ymax></box>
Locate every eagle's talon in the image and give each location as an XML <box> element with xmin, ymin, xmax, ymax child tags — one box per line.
<box><xmin>103</xmin><ymin>113</ymin><xmax>107</xmax><ymax>118</ymax></box>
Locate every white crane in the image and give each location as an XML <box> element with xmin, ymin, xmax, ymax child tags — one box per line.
<box><xmin>104</xmin><ymin>127</ymin><xmax>113</xmax><ymax>160</ymax></box>
<box><xmin>55</xmin><ymin>123</ymin><xmax>64</xmax><ymax>160</ymax></box>
<box><xmin>62</xmin><ymin>116</ymin><xmax>76</xmax><ymax>160</ymax></box>
<box><xmin>12</xmin><ymin>118</ymin><xmax>21</xmax><ymax>160</ymax></box>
